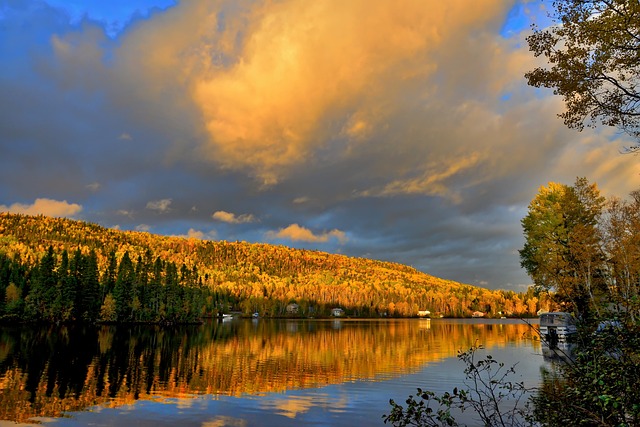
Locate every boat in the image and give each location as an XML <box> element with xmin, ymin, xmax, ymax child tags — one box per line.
<box><xmin>539</xmin><ymin>312</ymin><xmax>577</xmax><ymax>342</ymax></box>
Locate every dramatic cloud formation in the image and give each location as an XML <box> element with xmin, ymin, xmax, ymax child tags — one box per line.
<box><xmin>189</xmin><ymin>0</ymin><xmax>527</xmax><ymax>185</ymax></box>
<box><xmin>0</xmin><ymin>199</ymin><xmax>82</xmax><ymax>218</ymax></box>
<box><xmin>1</xmin><ymin>0</ymin><xmax>639</xmax><ymax>291</ymax></box>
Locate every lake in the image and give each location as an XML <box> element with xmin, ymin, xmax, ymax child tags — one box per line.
<box><xmin>0</xmin><ymin>318</ymin><xmax>545</xmax><ymax>426</ymax></box>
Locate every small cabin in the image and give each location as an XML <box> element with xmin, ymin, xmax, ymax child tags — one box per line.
<box><xmin>286</xmin><ymin>303</ymin><xmax>300</xmax><ymax>314</ymax></box>
<box><xmin>417</xmin><ymin>310</ymin><xmax>431</xmax><ymax>317</ymax></box>
<box><xmin>331</xmin><ymin>308</ymin><xmax>345</xmax><ymax>317</ymax></box>
<box><xmin>472</xmin><ymin>311</ymin><xmax>485</xmax><ymax>318</ymax></box>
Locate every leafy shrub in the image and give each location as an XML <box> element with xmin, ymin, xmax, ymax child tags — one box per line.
<box><xmin>383</xmin><ymin>344</ymin><xmax>533</xmax><ymax>427</ymax></box>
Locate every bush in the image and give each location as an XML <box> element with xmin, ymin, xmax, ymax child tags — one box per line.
<box><xmin>533</xmin><ymin>319</ymin><xmax>640</xmax><ymax>426</ymax></box>
<box><xmin>386</xmin><ymin>317</ymin><xmax>640</xmax><ymax>427</ymax></box>
<box><xmin>383</xmin><ymin>344</ymin><xmax>534</xmax><ymax>427</ymax></box>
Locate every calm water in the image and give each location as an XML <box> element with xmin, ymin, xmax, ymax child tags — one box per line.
<box><xmin>0</xmin><ymin>318</ymin><xmax>544</xmax><ymax>426</ymax></box>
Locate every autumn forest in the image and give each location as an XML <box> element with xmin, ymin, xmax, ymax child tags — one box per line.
<box><xmin>0</xmin><ymin>213</ymin><xmax>543</xmax><ymax>323</ymax></box>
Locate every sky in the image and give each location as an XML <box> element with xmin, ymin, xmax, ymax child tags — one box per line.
<box><xmin>2</xmin><ymin>0</ymin><xmax>639</xmax><ymax>292</ymax></box>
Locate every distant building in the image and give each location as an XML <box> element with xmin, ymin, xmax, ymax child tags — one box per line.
<box><xmin>472</xmin><ymin>311</ymin><xmax>485</xmax><ymax>318</ymax></box>
<box><xmin>417</xmin><ymin>310</ymin><xmax>431</xmax><ymax>317</ymax></box>
<box><xmin>286</xmin><ymin>303</ymin><xmax>300</xmax><ymax>314</ymax></box>
<box><xmin>331</xmin><ymin>308</ymin><xmax>345</xmax><ymax>317</ymax></box>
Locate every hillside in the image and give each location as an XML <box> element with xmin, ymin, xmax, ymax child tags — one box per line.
<box><xmin>0</xmin><ymin>213</ymin><xmax>541</xmax><ymax>322</ymax></box>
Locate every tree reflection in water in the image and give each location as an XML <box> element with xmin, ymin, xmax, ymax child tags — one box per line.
<box><xmin>0</xmin><ymin>319</ymin><xmax>538</xmax><ymax>423</ymax></box>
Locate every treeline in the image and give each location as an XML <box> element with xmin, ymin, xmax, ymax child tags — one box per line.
<box><xmin>0</xmin><ymin>213</ymin><xmax>543</xmax><ymax>323</ymax></box>
<box><xmin>0</xmin><ymin>247</ymin><xmax>229</xmax><ymax>323</ymax></box>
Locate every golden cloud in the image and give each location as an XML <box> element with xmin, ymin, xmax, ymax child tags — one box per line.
<box><xmin>0</xmin><ymin>198</ymin><xmax>82</xmax><ymax>218</ymax></box>
<box><xmin>212</xmin><ymin>210</ymin><xmax>256</xmax><ymax>224</ymax></box>
<box><xmin>186</xmin><ymin>228</ymin><xmax>205</xmax><ymax>239</ymax></box>
<box><xmin>266</xmin><ymin>223</ymin><xmax>346</xmax><ymax>243</ymax></box>
<box><xmin>187</xmin><ymin>0</ymin><xmax>510</xmax><ymax>184</ymax></box>
<box><xmin>171</xmin><ymin>228</ymin><xmax>217</xmax><ymax>240</ymax></box>
<box><xmin>360</xmin><ymin>152</ymin><xmax>485</xmax><ymax>202</ymax></box>
<box><xmin>56</xmin><ymin>0</ymin><xmax>590</xmax><ymax>200</ymax></box>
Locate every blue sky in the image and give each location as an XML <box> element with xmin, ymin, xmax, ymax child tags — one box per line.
<box><xmin>1</xmin><ymin>0</ymin><xmax>639</xmax><ymax>291</ymax></box>
<box><xmin>38</xmin><ymin>0</ymin><xmax>177</xmax><ymax>36</ymax></box>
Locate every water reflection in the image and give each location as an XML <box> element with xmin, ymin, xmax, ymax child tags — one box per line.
<box><xmin>0</xmin><ymin>319</ymin><xmax>537</xmax><ymax>423</ymax></box>
<box><xmin>541</xmin><ymin>341</ymin><xmax>577</xmax><ymax>363</ymax></box>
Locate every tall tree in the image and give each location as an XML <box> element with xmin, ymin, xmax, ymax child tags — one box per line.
<box><xmin>30</xmin><ymin>246</ymin><xmax>57</xmax><ymax>320</ymax></box>
<box><xmin>58</xmin><ymin>249</ymin><xmax>76</xmax><ymax>321</ymax></box>
<box><xmin>149</xmin><ymin>257</ymin><xmax>164</xmax><ymax>317</ymax></box>
<box><xmin>101</xmin><ymin>250</ymin><xmax>118</xmax><ymax>302</ymax></box>
<box><xmin>526</xmin><ymin>0</ymin><xmax>640</xmax><ymax>145</ymax></box>
<box><xmin>602</xmin><ymin>190</ymin><xmax>640</xmax><ymax>320</ymax></box>
<box><xmin>80</xmin><ymin>249</ymin><xmax>101</xmax><ymax>321</ymax></box>
<box><xmin>520</xmin><ymin>178</ymin><xmax>606</xmax><ymax>317</ymax></box>
<box><xmin>114</xmin><ymin>252</ymin><xmax>134</xmax><ymax>321</ymax></box>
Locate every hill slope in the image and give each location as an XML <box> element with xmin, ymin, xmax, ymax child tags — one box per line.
<box><xmin>0</xmin><ymin>213</ymin><xmax>539</xmax><ymax>322</ymax></box>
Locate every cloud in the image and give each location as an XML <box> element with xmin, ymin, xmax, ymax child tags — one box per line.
<box><xmin>292</xmin><ymin>197</ymin><xmax>310</xmax><ymax>204</ymax></box>
<box><xmin>146</xmin><ymin>199</ymin><xmax>172</xmax><ymax>213</ymax></box>
<box><xmin>40</xmin><ymin>0</ymin><xmax>549</xmax><ymax>195</ymax></box>
<box><xmin>135</xmin><ymin>224</ymin><xmax>151</xmax><ymax>232</ymax></box>
<box><xmin>266</xmin><ymin>224</ymin><xmax>347</xmax><ymax>244</ymax></box>
<box><xmin>32</xmin><ymin>0</ymin><xmax>541</xmax><ymax>198</ymax></box>
<box><xmin>173</xmin><ymin>228</ymin><xmax>217</xmax><ymax>240</ymax></box>
<box><xmin>86</xmin><ymin>182</ymin><xmax>101</xmax><ymax>192</ymax></box>
<box><xmin>359</xmin><ymin>153</ymin><xmax>486</xmax><ymax>203</ymax></box>
<box><xmin>0</xmin><ymin>198</ymin><xmax>82</xmax><ymax>218</ymax></box>
<box><xmin>4</xmin><ymin>1</ymin><xmax>640</xmax><ymax>292</ymax></box>
<box><xmin>104</xmin><ymin>0</ymin><xmax>513</xmax><ymax>185</ymax></box>
<box><xmin>212</xmin><ymin>210</ymin><xmax>256</xmax><ymax>224</ymax></box>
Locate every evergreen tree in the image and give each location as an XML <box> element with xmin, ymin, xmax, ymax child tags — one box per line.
<box><xmin>0</xmin><ymin>253</ymin><xmax>10</xmax><ymax>313</ymax></box>
<box><xmin>114</xmin><ymin>252</ymin><xmax>134</xmax><ymax>322</ymax></box>
<box><xmin>10</xmin><ymin>254</ymin><xmax>28</xmax><ymax>300</ymax></box>
<box><xmin>58</xmin><ymin>249</ymin><xmax>75</xmax><ymax>321</ymax></box>
<box><xmin>101</xmin><ymin>251</ymin><xmax>117</xmax><ymax>301</ymax></box>
<box><xmin>81</xmin><ymin>249</ymin><xmax>100</xmax><ymax>321</ymax></box>
<box><xmin>133</xmin><ymin>254</ymin><xmax>150</xmax><ymax>321</ymax></box>
<box><xmin>30</xmin><ymin>246</ymin><xmax>57</xmax><ymax>320</ymax></box>
<box><xmin>164</xmin><ymin>262</ymin><xmax>180</xmax><ymax>322</ymax></box>
<box><xmin>149</xmin><ymin>257</ymin><xmax>164</xmax><ymax>319</ymax></box>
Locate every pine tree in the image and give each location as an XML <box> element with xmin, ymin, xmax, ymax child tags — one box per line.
<box><xmin>101</xmin><ymin>251</ymin><xmax>117</xmax><ymax>301</ymax></box>
<box><xmin>32</xmin><ymin>246</ymin><xmax>57</xmax><ymax>320</ymax></box>
<box><xmin>81</xmin><ymin>250</ymin><xmax>100</xmax><ymax>321</ymax></box>
<box><xmin>114</xmin><ymin>252</ymin><xmax>134</xmax><ymax>322</ymax></box>
<box><xmin>59</xmin><ymin>249</ymin><xmax>76</xmax><ymax>321</ymax></box>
